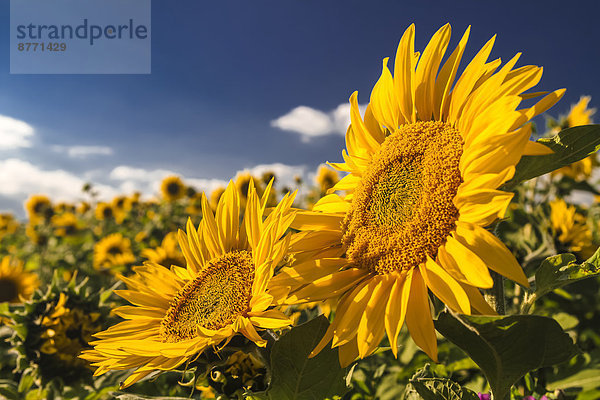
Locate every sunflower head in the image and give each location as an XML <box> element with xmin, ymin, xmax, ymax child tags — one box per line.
<box><xmin>76</xmin><ymin>201</ymin><xmax>91</xmax><ymax>215</ymax></box>
<box><xmin>277</xmin><ymin>23</ymin><xmax>563</xmax><ymax>366</ymax></box>
<box><xmin>25</xmin><ymin>194</ymin><xmax>53</xmax><ymax>224</ymax></box>
<box><xmin>93</xmin><ymin>233</ymin><xmax>136</xmax><ymax>272</ymax></box>
<box><xmin>54</xmin><ymin>202</ymin><xmax>75</xmax><ymax>214</ymax></box>
<box><xmin>549</xmin><ymin>199</ymin><xmax>594</xmax><ymax>257</ymax></box>
<box><xmin>0</xmin><ymin>256</ymin><xmax>38</xmax><ymax>304</ymax></box>
<box><xmin>551</xmin><ymin>96</ymin><xmax>597</xmax><ymax>180</ymax></box>
<box><xmin>315</xmin><ymin>165</ymin><xmax>339</xmax><ymax>194</ymax></box>
<box><xmin>209</xmin><ymin>186</ymin><xmax>226</xmax><ymax>211</ymax></box>
<box><xmin>161</xmin><ymin>175</ymin><xmax>186</xmax><ymax>202</ymax></box>
<box><xmin>81</xmin><ymin>180</ymin><xmax>297</xmax><ymax>388</ymax></box>
<box><xmin>0</xmin><ymin>213</ymin><xmax>19</xmax><ymax>240</ymax></box>
<box><xmin>235</xmin><ymin>173</ymin><xmax>263</xmax><ymax>204</ymax></box>
<box><xmin>141</xmin><ymin>231</ymin><xmax>186</xmax><ymax>268</ymax></box>
<box><xmin>94</xmin><ymin>202</ymin><xmax>114</xmax><ymax>221</ymax></box>
<box><xmin>4</xmin><ymin>273</ymin><xmax>108</xmax><ymax>390</ymax></box>
<box><xmin>51</xmin><ymin>212</ymin><xmax>79</xmax><ymax>237</ymax></box>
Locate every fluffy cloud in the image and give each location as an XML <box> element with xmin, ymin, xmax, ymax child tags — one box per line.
<box><xmin>271</xmin><ymin>103</ymin><xmax>366</xmax><ymax>142</ymax></box>
<box><xmin>52</xmin><ymin>145</ymin><xmax>114</xmax><ymax>158</ymax></box>
<box><xmin>0</xmin><ymin>115</ymin><xmax>35</xmax><ymax>150</ymax></box>
<box><xmin>0</xmin><ymin>158</ymin><xmax>117</xmax><ymax>209</ymax></box>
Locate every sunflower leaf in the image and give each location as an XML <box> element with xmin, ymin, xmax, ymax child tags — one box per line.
<box><xmin>267</xmin><ymin>316</ymin><xmax>348</xmax><ymax>400</ymax></box>
<box><xmin>529</xmin><ymin>248</ymin><xmax>600</xmax><ymax>309</ymax></box>
<box><xmin>504</xmin><ymin>124</ymin><xmax>600</xmax><ymax>190</ymax></box>
<box><xmin>434</xmin><ymin>312</ymin><xmax>579</xmax><ymax>400</ymax></box>
<box><xmin>408</xmin><ymin>364</ymin><xmax>479</xmax><ymax>400</ymax></box>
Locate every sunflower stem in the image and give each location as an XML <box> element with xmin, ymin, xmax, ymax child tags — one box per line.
<box><xmin>485</xmin><ymin>271</ymin><xmax>506</xmax><ymax>315</ymax></box>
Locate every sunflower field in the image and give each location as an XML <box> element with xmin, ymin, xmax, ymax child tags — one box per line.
<box><xmin>3</xmin><ymin>24</ymin><xmax>600</xmax><ymax>400</ymax></box>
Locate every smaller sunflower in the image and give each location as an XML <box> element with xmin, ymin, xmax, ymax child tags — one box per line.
<box><xmin>81</xmin><ymin>181</ymin><xmax>296</xmax><ymax>388</ymax></box>
<box><xmin>552</xmin><ymin>96</ymin><xmax>597</xmax><ymax>180</ymax></box>
<box><xmin>51</xmin><ymin>212</ymin><xmax>79</xmax><ymax>237</ymax></box>
<box><xmin>0</xmin><ymin>213</ymin><xmax>19</xmax><ymax>240</ymax></box>
<box><xmin>550</xmin><ymin>199</ymin><xmax>595</xmax><ymax>258</ymax></box>
<box><xmin>235</xmin><ymin>172</ymin><xmax>263</xmax><ymax>205</ymax></box>
<box><xmin>209</xmin><ymin>186</ymin><xmax>226</xmax><ymax>211</ymax></box>
<box><xmin>94</xmin><ymin>202</ymin><xmax>114</xmax><ymax>221</ymax></box>
<box><xmin>24</xmin><ymin>194</ymin><xmax>53</xmax><ymax>224</ymax></box>
<box><xmin>315</xmin><ymin>164</ymin><xmax>340</xmax><ymax>194</ymax></box>
<box><xmin>141</xmin><ymin>232</ymin><xmax>186</xmax><ymax>268</ymax></box>
<box><xmin>54</xmin><ymin>202</ymin><xmax>76</xmax><ymax>214</ymax></box>
<box><xmin>93</xmin><ymin>233</ymin><xmax>136</xmax><ymax>272</ymax></box>
<box><xmin>77</xmin><ymin>201</ymin><xmax>91</xmax><ymax>215</ymax></box>
<box><xmin>0</xmin><ymin>256</ymin><xmax>38</xmax><ymax>304</ymax></box>
<box><xmin>161</xmin><ymin>175</ymin><xmax>186</xmax><ymax>202</ymax></box>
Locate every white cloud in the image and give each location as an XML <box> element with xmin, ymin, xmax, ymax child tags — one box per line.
<box><xmin>0</xmin><ymin>115</ymin><xmax>35</xmax><ymax>150</ymax></box>
<box><xmin>239</xmin><ymin>163</ymin><xmax>307</xmax><ymax>190</ymax></box>
<box><xmin>52</xmin><ymin>145</ymin><xmax>114</xmax><ymax>158</ymax></box>
<box><xmin>0</xmin><ymin>158</ymin><xmax>117</xmax><ymax>207</ymax></box>
<box><xmin>271</xmin><ymin>103</ymin><xmax>366</xmax><ymax>142</ymax></box>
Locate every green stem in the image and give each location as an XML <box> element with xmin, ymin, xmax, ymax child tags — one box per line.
<box><xmin>485</xmin><ymin>271</ymin><xmax>506</xmax><ymax>315</ymax></box>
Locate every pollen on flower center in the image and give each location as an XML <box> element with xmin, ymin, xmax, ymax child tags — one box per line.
<box><xmin>342</xmin><ymin>121</ymin><xmax>463</xmax><ymax>275</ymax></box>
<box><xmin>159</xmin><ymin>250</ymin><xmax>255</xmax><ymax>343</ymax></box>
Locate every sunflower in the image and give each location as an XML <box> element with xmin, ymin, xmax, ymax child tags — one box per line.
<box><xmin>161</xmin><ymin>175</ymin><xmax>186</xmax><ymax>202</ymax></box>
<box><xmin>95</xmin><ymin>202</ymin><xmax>114</xmax><ymax>221</ymax></box>
<box><xmin>93</xmin><ymin>233</ymin><xmax>136</xmax><ymax>271</ymax></box>
<box><xmin>80</xmin><ymin>181</ymin><xmax>296</xmax><ymax>388</ymax></box>
<box><xmin>549</xmin><ymin>199</ymin><xmax>595</xmax><ymax>258</ymax></box>
<box><xmin>552</xmin><ymin>96</ymin><xmax>597</xmax><ymax>180</ymax></box>
<box><xmin>77</xmin><ymin>201</ymin><xmax>91</xmax><ymax>215</ymax></box>
<box><xmin>235</xmin><ymin>172</ymin><xmax>262</xmax><ymax>205</ymax></box>
<box><xmin>24</xmin><ymin>194</ymin><xmax>53</xmax><ymax>224</ymax></box>
<box><xmin>272</xmin><ymin>23</ymin><xmax>564</xmax><ymax>365</ymax></box>
<box><xmin>51</xmin><ymin>212</ymin><xmax>79</xmax><ymax>237</ymax></box>
<box><xmin>315</xmin><ymin>164</ymin><xmax>340</xmax><ymax>194</ymax></box>
<box><xmin>0</xmin><ymin>213</ymin><xmax>19</xmax><ymax>240</ymax></box>
<box><xmin>141</xmin><ymin>232</ymin><xmax>186</xmax><ymax>268</ymax></box>
<box><xmin>0</xmin><ymin>256</ymin><xmax>38</xmax><ymax>303</ymax></box>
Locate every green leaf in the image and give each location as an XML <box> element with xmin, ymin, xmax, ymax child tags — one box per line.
<box><xmin>435</xmin><ymin>312</ymin><xmax>579</xmax><ymax>400</ymax></box>
<box><xmin>533</xmin><ymin>249</ymin><xmax>600</xmax><ymax>302</ymax></box>
<box><xmin>503</xmin><ymin>125</ymin><xmax>600</xmax><ymax>190</ymax></box>
<box><xmin>408</xmin><ymin>365</ymin><xmax>479</xmax><ymax>400</ymax></box>
<box><xmin>267</xmin><ymin>316</ymin><xmax>348</xmax><ymax>400</ymax></box>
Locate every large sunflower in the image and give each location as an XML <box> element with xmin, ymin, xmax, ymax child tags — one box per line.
<box><xmin>0</xmin><ymin>256</ymin><xmax>38</xmax><ymax>304</ymax></box>
<box><xmin>81</xmin><ymin>181</ymin><xmax>296</xmax><ymax>388</ymax></box>
<box><xmin>272</xmin><ymin>23</ymin><xmax>565</xmax><ymax>365</ymax></box>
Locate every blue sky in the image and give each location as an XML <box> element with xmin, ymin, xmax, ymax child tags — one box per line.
<box><xmin>1</xmin><ymin>0</ymin><xmax>599</xmax><ymax>216</ymax></box>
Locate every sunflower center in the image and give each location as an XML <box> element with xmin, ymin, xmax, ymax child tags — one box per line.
<box><xmin>0</xmin><ymin>278</ymin><xmax>19</xmax><ymax>302</ymax></box>
<box><xmin>342</xmin><ymin>121</ymin><xmax>463</xmax><ymax>275</ymax></box>
<box><xmin>159</xmin><ymin>250</ymin><xmax>255</xmax><ymax>343</ymax></box>
<box><xmin>167</xmin><ymin>182</ymin><xmax>181</xmax><ymax>196</ymax></box>
<box><xmin>107</xmin><ymin>245</ymin><xmax>122</xmax><ymax>255</ymax></box>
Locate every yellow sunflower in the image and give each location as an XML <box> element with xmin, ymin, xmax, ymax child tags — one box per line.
<box><xmin>235</xmin><ymin>172</ymin><xmax>263</xmax><ymax>205</ymax></box>
<box><xmin>93</xmin><ymin>233</ymin><xmax>136</xmax><ymax>271</ymax></box>
<box><xmin>51</xmin><ymin>212</ymin><xmax>79</xmax><ymax>237</ymax></box>
<box><xmin>272</xmin><ymin>23</ymin><xmax>564</xmax><ymax>366</ymax></box>
<box><xmin>95</xmin><ymin>202</ymin><xmax>114</xmax><ymax>221</ymax></box>
<box><xmin>141</xmin><ymin>232</ymin><xmax>186</xmax><ymax>268</ymax></box>
<box><xmin>160</xmin><ymin>175</ymin><xmax>186</xmax><ymax>202</ymax></box>
<box><xmin>24</xmin><ymin>194</ymin><xmax>53</xmax><ymax>224</ymax></box>
<box><xmin>315</xmin><ymin>164</ymin><xmax>340</xmax><ymax>194</ymax></box>
<box><xmin>81</xmin><ymin>181</ymin><xmax>296</xmax><ymax>388</ymax></box>
<box><xmin>0</xmin><ymin>256</ymin><xmax>38</xmax><ymax>303</ymax></box>
<box><xmin>549</xmin><ymin>199</ymin><xmax>595</xmax><ymax>258</ymax></box>
<box><xmin>208</xmin><ymin>186</ymin><xmax>226</xmax><ymax>211</ymax></box>
<box><xmin>552</xmin><ymin>96</ymin><xmax>597</xmax><ymax>180</ymax></box>
<box><xmin>0</xmin><ymin>213</ymin><xmax>19</xmax><ymax>240</ymax></box>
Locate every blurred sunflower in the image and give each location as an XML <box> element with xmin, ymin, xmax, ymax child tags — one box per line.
<box><xmin>93</xmin><ymin>233</ymin><xmax>136</xmax><ymax>271</ymax></box>
<box><xmin>25</xmin><ymin>194</ymin><xmax>53</xmax><ymax>224</ymax></box>
<box><xmin>0</xmin><ymin>256</ymin><xmax>38</xmax><ymax>303</ymax></box>
<box><xmin>51</xmin><ymin>212</ymin><xmax>79</xmax><ymax>237</ymax></box>
<box><xmin>141</xmin><ymin>231</ymin><xmax>186</xmax><ymax>268</ymax></box>
<box><xmin>161</xmin><ymin>175</ymin><xmax>186</xmax><ymax>202</ymax></box>
<box><xmin>273</xmin><ymin>23</ymin><xmax>564</xmax><ymax>365</ymax></box>
<box><xmin>235</xmin><ymin>172</ymin><xmax>262</xmax><ymax>205</ymax></box>
<box><xmin>0</xmin><ymin>213</ymin><xmax>19</xmax><ymax>240</ymax></box>
<box><xmin>552</xmin><ymin>96</ymin><xmax>597</xmax><ymax>180</ymax></box>
<box><xmin>76</xmin><ymin>201</ymin><xmax>91</xmax><ymax>215</ymax></box>
<box><xmin>95</xmin><ymin>202</ymin><xmax>115</xmax><ymax>221</ymax></box>
<box><xmin>81</xmin><ymin>181</ymin><xmax>296</xmax><ymax>388</ymax></box>
<box><xmin>315</xmin><ymin>164</ymin><xmax>340</xmax><ymax>194</ymax></box>
<box><xmin>54</xmin><ymin>202</ymin><xmax>75</xmax><ymax>214</ymax></box>
<box><xmin>187</xmin><ymin>192</ymin><xmax>204</xmax><ymax>215</ymax></box>
<box><xmin>550</xmin><ymin>199</ymin><xmax>595</xmax><ymax>258</ymax></box>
